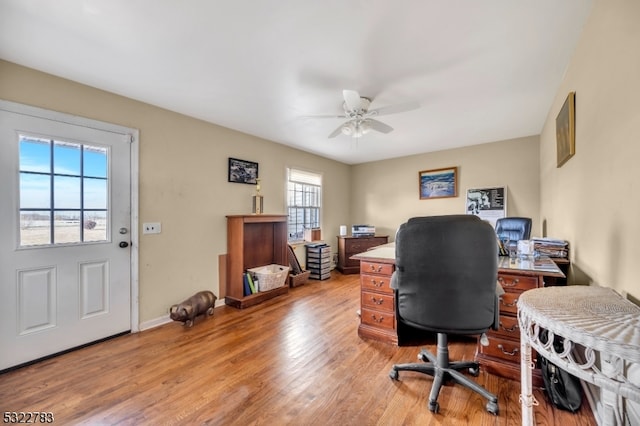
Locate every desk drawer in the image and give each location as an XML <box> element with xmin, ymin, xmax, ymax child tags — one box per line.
<box><xmin>497</xmin><ymin>274</ymin><xmax>538</xmax><ymax>292</ymax></box>
<box><xmin>493</xmin><ymin>315</ymin><xmax>521</xmax><ymax>339</ymax></box>
<box><xmin>361</xmin><ymin>290</ymin><xmax>394</xmax><ymax>313</ymax></box>
<box><xmin>499</xmin><ymin>292</ymin><xmax>521</xmax><ymax>315</ymax></box>
<box><xmin>360</xmin><ymin>261</ymin><xmax>394</xmax><ymax>276</ymax></box>
<box><xmin>360</xmin><ymin>307</ymin><xmax>396</xmax><ymax>330</ymax></box>
<box><xmin>478</xmin><ymin>335</ymin><xmax>521</xmax><ymax>363</ymax></box>
<box><xmin>361</xmin><ymin>273</ymin><xmax>393</xmax><ymax>293</ymax></box>
<box><xmin>345</xmin><ymin>238</ymin><xmax>386</xmax><ymax>254</ymax></box>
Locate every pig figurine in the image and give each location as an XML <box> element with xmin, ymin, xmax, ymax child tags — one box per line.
<box><xmin>169</xmin><ymin>290</ymin><xmax>217</xmax><ymax>327</ymax></box>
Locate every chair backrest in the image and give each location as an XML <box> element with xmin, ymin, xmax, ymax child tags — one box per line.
<box><xmin>394</xmin><ymin>215</ymin><xmax>498</xmax><ymax>335</ymax></box>
<box><xmin>494</xmin><ymin>217</ymin><xmax>532</xmax><ymax>242</ymax></box>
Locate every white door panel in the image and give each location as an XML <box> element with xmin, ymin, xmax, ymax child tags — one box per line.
<box><xmin>0</xmin><ymin>104</ymin><xmax>132</xmax><ymax>370</ymax></box>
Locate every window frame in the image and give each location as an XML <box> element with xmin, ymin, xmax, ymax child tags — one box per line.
<box><xmin>287</xmin><ymin>168</ymin><xmax>322</xmax><ymax>242</ymax></box>
<box><xmin>18</xmin><ymin>135</ymin><xmax>110</xmax><ymax>248</ymax></box>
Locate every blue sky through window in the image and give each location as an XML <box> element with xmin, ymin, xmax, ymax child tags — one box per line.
<box><xmin>19</xmin><ymin>136</ymin><xmax>108</xmax><ymax>214</ymax></box>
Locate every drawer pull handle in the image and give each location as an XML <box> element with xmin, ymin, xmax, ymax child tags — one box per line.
<box><xmin>498</xmin><ymin>277</ymin><xmax>519</xmax><ymax>287</ymax></box>
<box><xmin>500</xmin><ymin>323</ymin><xmax>519</xmax><ymax>332</ymax></box>
<box><xmin>497</xmin><ymin>344</ymin><xmax>519</xmax><ymax>356</ymax></box>
<box><xmin>501</xmin><ymin>298</ymin><xmax>518</xmax><ymax>307</ymax></box>
<box><xmin>370</xmin><ymin>279</ymin><xmax>383</xmax><ymax>287</ymax></box>
<box><xmin>371</xmin><ymin>297</ymin><xmax>384</xmax><ymax>305</ymax></box>
<box><xmin>369</xmin><ymin>264</ymin><xmax>383</xmax><ymax>272</ymax></box>
<box><xmin>371</xmin><ymin>314</ymin><xmax>385</xmax><ymax>323</ymax></box>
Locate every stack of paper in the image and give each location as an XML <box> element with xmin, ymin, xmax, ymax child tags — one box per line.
<box><xmin>532</xmin><ymin>237</ymin><xmax>569</xmax><ymax>258</ymax></box>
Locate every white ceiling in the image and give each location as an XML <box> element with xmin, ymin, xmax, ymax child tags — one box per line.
<box><xmin>0</xmin><ymin>0</ymin><xmax>593</xmax><ymax>165</ymax></box>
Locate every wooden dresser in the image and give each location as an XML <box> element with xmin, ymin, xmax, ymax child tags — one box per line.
<box><xmin>475</xmin><ymin>256</ymin><xmax>565</xmax><ymax>386</ymax></box>
<box><xmin>336</xmin><ymin>235</ymin><xmax>388</xmax><ymax>274</ymax></box>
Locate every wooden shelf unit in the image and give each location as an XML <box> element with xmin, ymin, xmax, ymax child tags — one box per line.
<box><xmin>225</xmin><ymin>214</ymin><xmax>289</xmax><ymax>309</ymax></box>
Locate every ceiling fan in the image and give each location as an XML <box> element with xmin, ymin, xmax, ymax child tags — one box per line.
<box><xmin>322</xmin><ymin>90</ymin><xmax>420</xmax><ymax>139</ymax></box>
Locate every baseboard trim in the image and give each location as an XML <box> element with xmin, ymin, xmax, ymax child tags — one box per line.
<box><xmin>138</xmin><ymin>298</ymin><xmax>227</xmax><ymax>331</ymax></box>
<box><xmin>139</xmin><ymin>315</ymin><xmax>172</xmax><ymax>331</ymax></box>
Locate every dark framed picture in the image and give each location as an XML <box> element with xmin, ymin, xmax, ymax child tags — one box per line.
<box><xmin>556</xmin><ymin>91</ymin><xmax>576</xmax><ymax>167</ymax></box>
<box><xmin>228</xmin><ymin>157</ymin><xmax>259</xmax><ymax>184</ymax></box>
<box><xmin>418</xmin><ymin>166</ymin><xmax>458</xmax><ymax>199</ymax></box>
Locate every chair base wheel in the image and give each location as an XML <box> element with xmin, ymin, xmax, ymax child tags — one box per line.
<box><xmin>468</xmin><ymin>366</ymin><xmax>479</xmax><ymax>377</ymax></box>
<box><xmin>429</xmin><ymin>400</ymin><xmax>439</xmax><ymax>413</ymax></box>
<box><xmin>389</xmin><ymin>368</ymin><xmax>399</xmax><ymax>380</ymax></box>
<box><xmin>486</xmin><ymin>400</ymin><xmax>499</xmax><ymax>415</ymax></box>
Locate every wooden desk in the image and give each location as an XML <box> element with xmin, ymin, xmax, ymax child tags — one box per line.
<box><xmin>518</xmin><ymin>286</ymin><xmax>640</xmax><ymax>425</ymax></box>
<box><xmin>352</xmin><ymin>246</ymin><xmax>566</xmax><ymax>386</ymax></box>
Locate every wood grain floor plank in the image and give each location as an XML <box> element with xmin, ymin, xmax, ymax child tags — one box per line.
<box><xmin>0</xmin><ymin>272</ymin><xmax>596</xmax><ymax>425</ymax></box>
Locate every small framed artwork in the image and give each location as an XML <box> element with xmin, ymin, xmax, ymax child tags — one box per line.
<box><xmin>556</xmin><ymin>91</ymin><xmax>576</xmax><ymax>167</ymax></box>
<box><xmin>228</xmin><ymin>157</ymin><xmax>259</xmax><ymax>184</ymax></box>
<box><xmin>419</xmin><ymin>166</ymin><xmax>458</xmax><ymax>199</ymax></box>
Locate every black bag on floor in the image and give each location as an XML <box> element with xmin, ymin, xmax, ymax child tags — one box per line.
<box><xmin>539</xmin><ymin>330</ymin><xmax>582</xmax><ymax>412</ymax></box>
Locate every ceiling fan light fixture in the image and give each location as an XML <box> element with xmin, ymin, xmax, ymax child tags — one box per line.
<box><xmin>341</xmin><ymin>120</ymin><xmax>371</xmax><ymax>138</ymax></box>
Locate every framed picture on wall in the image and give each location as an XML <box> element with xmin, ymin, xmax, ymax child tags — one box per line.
<box><xmin>556</xmin><ymin>91</ymin><xmax>576</xmax><ymax>167</ymax></box>
<box><xmin>465</xmin><ymin>186</ymin><xmax>507</xmax><ymax>228</ymax></box>
<box><xmin>228</xmin><ymin>157</ymin><xmax>259</xmax><ymax>184</ymax></box>
<box><xmin>418</xmin><ymin>167</ymin><xmax>458</xmax><ymax>199</ymax></box>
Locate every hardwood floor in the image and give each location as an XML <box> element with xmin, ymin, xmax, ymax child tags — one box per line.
<box><xmin>0</xmin><ymin>272</ymin><xmax>596</xmax><ymax>425</ymax></box>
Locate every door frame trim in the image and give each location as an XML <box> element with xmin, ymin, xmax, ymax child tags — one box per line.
<box><xmin>1</xmin><ymin>99</ymin><xmax>140</xmax><ymax>332</ymax></box>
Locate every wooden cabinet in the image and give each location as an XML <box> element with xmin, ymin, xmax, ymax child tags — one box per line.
<box><xmin>225</xmin><ymin>215</ymin><xmax>289</xmax><ymax>309</ymax></box>
<box><xmin>336</xmin><ymin>236</ymin><xmax>388</xmax><ymax>274</ymax></box>
<box><xmin>358</xmin><ymin>260</ymin><xmax>397</xmax><ymax>344</ymax></box>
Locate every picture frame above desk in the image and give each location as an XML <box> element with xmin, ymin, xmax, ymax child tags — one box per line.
<box><xmin>556</xmin><ymin>91</ymin><xmax>576</xmax><ymax>168</ymax></box>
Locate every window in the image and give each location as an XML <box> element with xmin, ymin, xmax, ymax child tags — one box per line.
<box><xmin>287</xmin><ymin>168</ymin><xmax>321</xmax><ymax>241</ymax></box>
<box><xmin>19</xmin><ymin>135</ymin><xmax>109</xmax><ymax>247</ymax></box>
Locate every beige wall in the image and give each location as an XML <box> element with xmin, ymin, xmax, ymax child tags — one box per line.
<box><xmin>4</xmin><ymin>0</ymin><xmax>639</xmax><ymax>324</ymax></box>
<box><xmin>0</xmin><ymin>60</ymin><xmax>351</xmax><ymax>323</ymax></box>
<box><xmin>350</xmin><ymin>136</ymin><xmax>540</xmax><ymax>240</ymax></box>
<box><xmin>539</xmin><ymin>0</ymin><xmax>640</xmax><ymax>299</ymax></box>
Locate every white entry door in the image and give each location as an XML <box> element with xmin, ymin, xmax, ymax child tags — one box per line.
<box><xmin>0</xmin><ymin>102</ymin><xmax>133</xmax><ymax>370</ymax></box>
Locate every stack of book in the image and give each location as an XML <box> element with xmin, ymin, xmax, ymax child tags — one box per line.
<box><xmin>532</xmin><ymin>237</ymin><xmax>569</xmax><ymax>259</ymax></box>
<box><xmin>243</xmin><ymin>272</ymin><xmax>258</xmax><ymax>296</ymax></box>
<box><xmin>306</xmin><ymin>243</ymin><xmax>331</xmax><ymax>280</ymax></box>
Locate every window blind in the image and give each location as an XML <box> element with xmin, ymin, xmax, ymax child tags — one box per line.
<box><xmin>289</xmin><ymin>168</ymin><xmax>322</xmax><ymax>186</ymax></box>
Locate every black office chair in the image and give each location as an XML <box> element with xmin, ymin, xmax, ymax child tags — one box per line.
<box><xmin>494</xmin><ymin>217</ymin><xmax>532</xmax><ymax>242</ymax></box>
<box><xmin>388</xmin><ymin>215</ymin><xmax>499</xmax><ymax>415</ymax></box>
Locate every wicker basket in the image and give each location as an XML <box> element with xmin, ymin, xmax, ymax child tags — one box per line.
<box><xmin>289</xmin><ymin>270</ymin><xmax>311</xmax><ymax>287</ymax></box>
<box><xmin>247</xmin><ymin>264</ymin><xmax>290</xmax><ymax>292</ymax></box>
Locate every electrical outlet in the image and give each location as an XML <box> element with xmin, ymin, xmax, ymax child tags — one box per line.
<box><xmin>143</xmin><ymin>222</ymin><xmax>161</xmax><ymax>234</ymax></box>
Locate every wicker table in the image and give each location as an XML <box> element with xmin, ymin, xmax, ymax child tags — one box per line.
<box><xmin>518</xmin><ymin>286</ymin><xmax>640</xmax><ymax>425</ymax></box>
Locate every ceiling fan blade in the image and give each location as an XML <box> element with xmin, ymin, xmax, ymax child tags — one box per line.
<box><xmin>343</xmin><ymin>90</ymin><xmax>362</xmax><ymax>112</ymax></box>
<box><xmin>328</xmin><ymin>123</ymin><xmax>345</xmax><ymax>138</ymax></box>
<box><xmin>368</xmin><ymin>101</ymin><xmax>420</xmax><ymax>117</ymax></box>
<box><xmin>300</xmin><ymin>114</ymin><xmax>345</xmax><ymax>119</ymax></box>
<box><xmin>366</xmin><ymin>119</ymin><xmax>394</xmax><ymax>134</ymax></box>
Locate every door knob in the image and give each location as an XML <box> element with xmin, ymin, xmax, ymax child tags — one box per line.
<box><xmin>119</xmin><ymin>241</ymin><xmax>129</xmax><ymax>248</ymax></box>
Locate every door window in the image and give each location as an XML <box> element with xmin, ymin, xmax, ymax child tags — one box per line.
<box><xmin>19</xmin><ymin>135</ymin><xmax>109</xmax><ymax>247</ymax></box>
